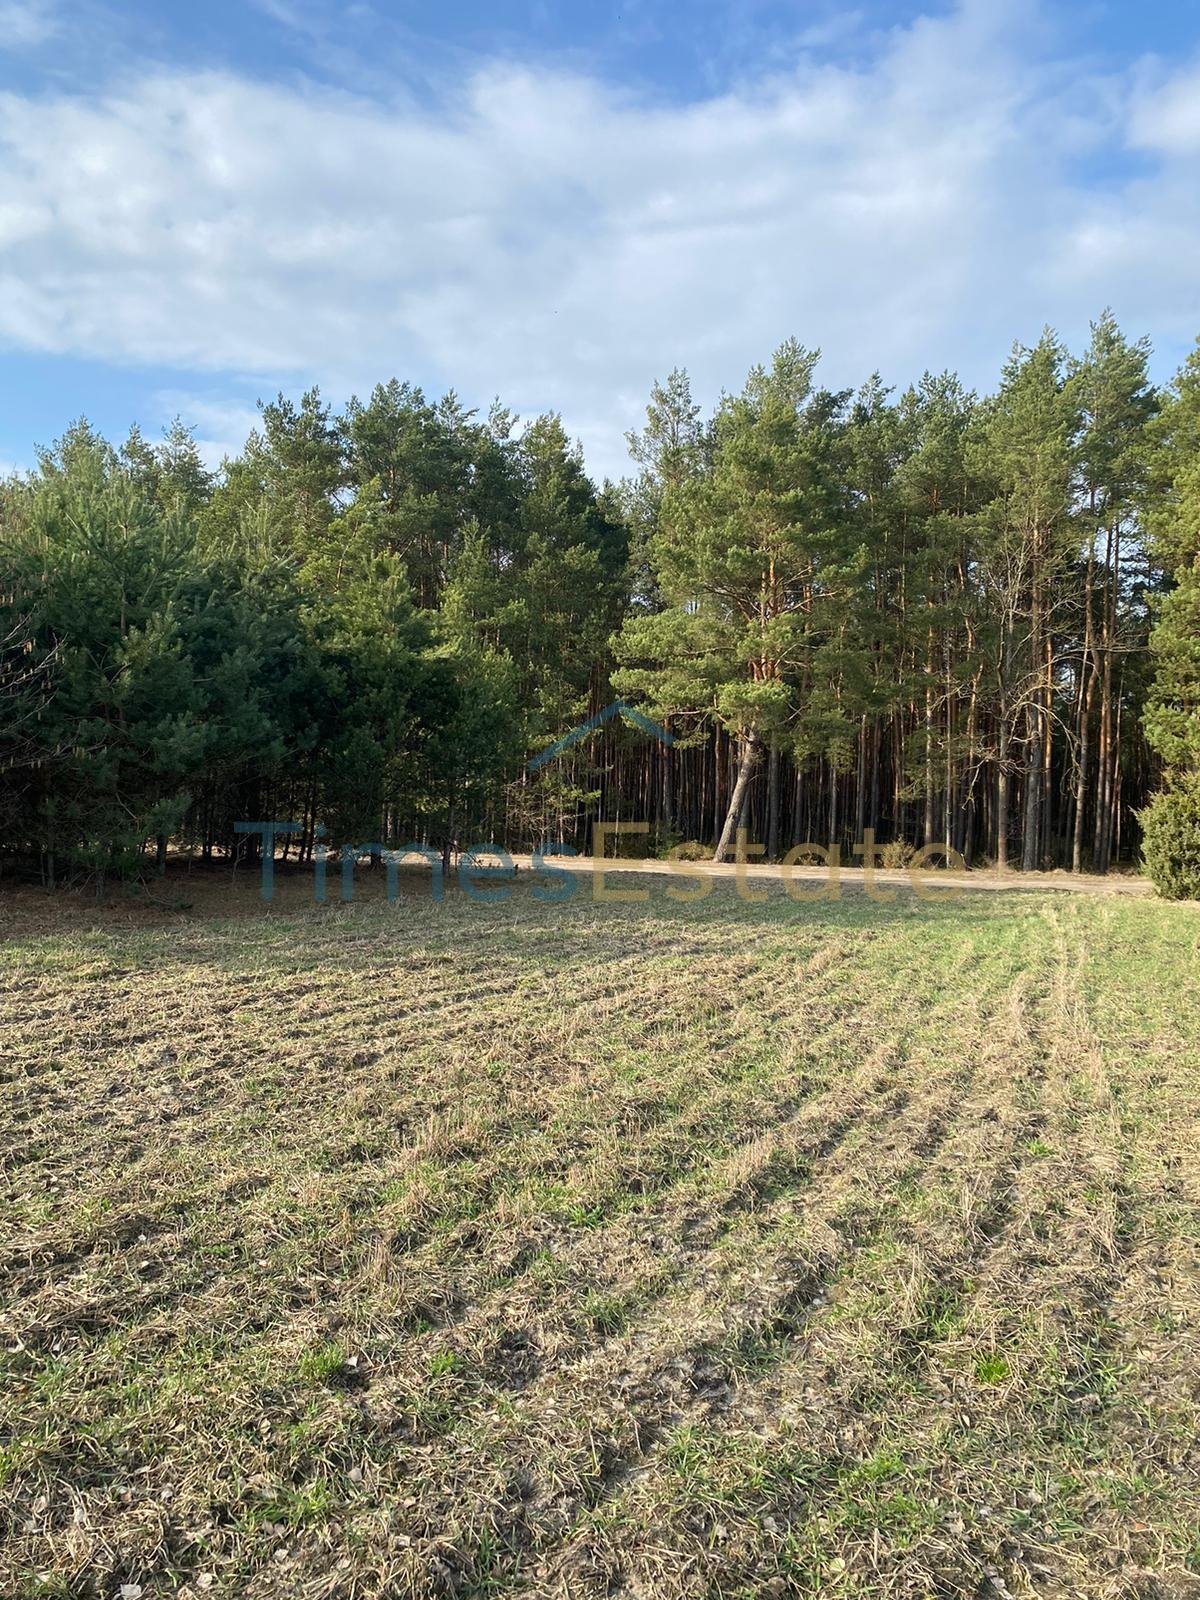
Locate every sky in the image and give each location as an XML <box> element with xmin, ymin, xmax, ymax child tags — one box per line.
<box><xmin>0</xmin><ymin>0</ymin><xmax>1198</xmax><ymax>481</ymax></box>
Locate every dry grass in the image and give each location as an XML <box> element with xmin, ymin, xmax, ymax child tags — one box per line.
<box><xmin>2</xmin><ymin>869</ymin><xmax>1200</xmax><ymax>1599</ymax></box>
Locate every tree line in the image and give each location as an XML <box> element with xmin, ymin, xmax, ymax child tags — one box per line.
<box><xmin>2</xmin><ymin>313</ymin><xmax>1199</xmax><ymax>892</ymax></box>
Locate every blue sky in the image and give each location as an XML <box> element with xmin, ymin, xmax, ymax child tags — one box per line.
<box><xmin>1</xmin><ymin>0</ymin><xmax>1199</xmax><ymax>478</ymax></box>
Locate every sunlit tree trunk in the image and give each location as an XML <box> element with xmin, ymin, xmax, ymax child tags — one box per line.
<box><xmin>713</xmin><ymin>732</ymin><xmax>760</xmax><ymax>863</ymax></box>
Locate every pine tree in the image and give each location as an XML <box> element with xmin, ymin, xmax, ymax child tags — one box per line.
<box><xmin>1070</xmin><ymin>313</ymin><xmax>1157</xmax><ymax>871</ymax></box>
<box><xmin>971</xmin><ymin>334</ymin><xmax>1079</xmax><ymax>869</ymax></box>
<box><xmin>1145</xmin><ymin>341</ymin><xmax>1200</xmax><ymax>778</ymax></box>
<box><xmin>614</xmin><ymin>341</ymin><xmax>858</xmax><ymax>861</ymax></box>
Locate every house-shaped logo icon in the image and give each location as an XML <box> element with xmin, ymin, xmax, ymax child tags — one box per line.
<box><xmin>527</xmin><ymin>700</ymin><xmax>674</xmax><ymax>773</ymax></box>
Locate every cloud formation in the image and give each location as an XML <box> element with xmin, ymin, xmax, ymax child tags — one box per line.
<box><xmin>0</xmin><ymin>1</ymin><xmax>1197</xmax><ymax>477</ymax></box>
<box><xmin>0</xmin><ymin>1</ymin><xmax>58</xmax><ymax>49</ymax></box>
<box><xmin>1130</xmin><ymin>59</ymin><xmax>1200</xmax><ymax>155</ymax></box>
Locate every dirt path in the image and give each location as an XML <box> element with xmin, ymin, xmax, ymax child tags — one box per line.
<box><xmin>508</xmin><ymin>852</ymin><xmax>1152</xmax><ymax>898</ymax></box>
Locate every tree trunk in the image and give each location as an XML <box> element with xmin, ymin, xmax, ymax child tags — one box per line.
<box><xmin>1100</xmin><ymin>524</ymin><xmax>1120</xmax><ymax>876</ymax></box>
<box><xmin>997</xmin><ymin>716</ymin><xmax>1011</xmax><ymax>870</ymax></box>
<box><xmin>1071</xmin><ymin>661</ymin><xmax>1096</xmax><ymax>872</ymax></box>
<box><xmin>661</xmin><ymin>721</ymin><xmax>673</xmax><ymax>838</ymax></box>
<box><xmin>1099</xmin><ymin>669</ymin><xmax>1124</xmax><ymax>874</ymax></box>
<box><xmin>766</xmin><ymin>739</ymin><xmax>780</xmax><ymax>861</ymax></box>
<box><xmin>1071</xmin><ymin>542</ymin><xmax>1097</xmax><ymax>872</ymax></box>
<box><xmin>1021</xmin><ymin>705</ymin><xmax>1040</xmax><ymax>872</ymax></box>
<box><xmin>713</xmin><ymin>732</ymin><xmax>760</xmax><ymax>863</ymax></box>
<box><xmin>923</xmin><ymin>655</ymin><xmax>935</xmax><ymax>847</ymax></box>
<box><xmin>1021</xmin><ymin>584</ymin><xmax>1042</xmax><ymax>872</ymax></box>
<box><xmin>1111</xmin><ymin>686</ymin><xmax>1125</xmax><ymax>865</ymax></box>
<box><xmin>1040</xmin><ymin>642</ymin><xmax>1053</xmax><ymax>867</ymax></box>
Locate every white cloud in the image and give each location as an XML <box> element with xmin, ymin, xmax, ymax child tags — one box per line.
<box><xmin>149</xmin><ymin>393</ymin><xmax>264</xmax><ymax>470</ymax></box>
<box><xmin>793</xmin><ymin>11</ymin><xmax>867</xmax><ymax>53</ymax></box>
<box><xmin>0</xmin><ymin>1</ymin><xmax>57</xmax><ymax>49</ymax></box>
<box><xmin>0</xmin><ymin>1</ymin><xmax>1195</xmax><ymax>479</ymax></box>
<box><xmin>251</xmin><ymin>0</ymin><xmax>307</xmax><ymax>26</ymax></box>
<box><xmin>1129</xmin><ymin>59</ymin><xmax>1200</xmax><ymax>155</ymax></box>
